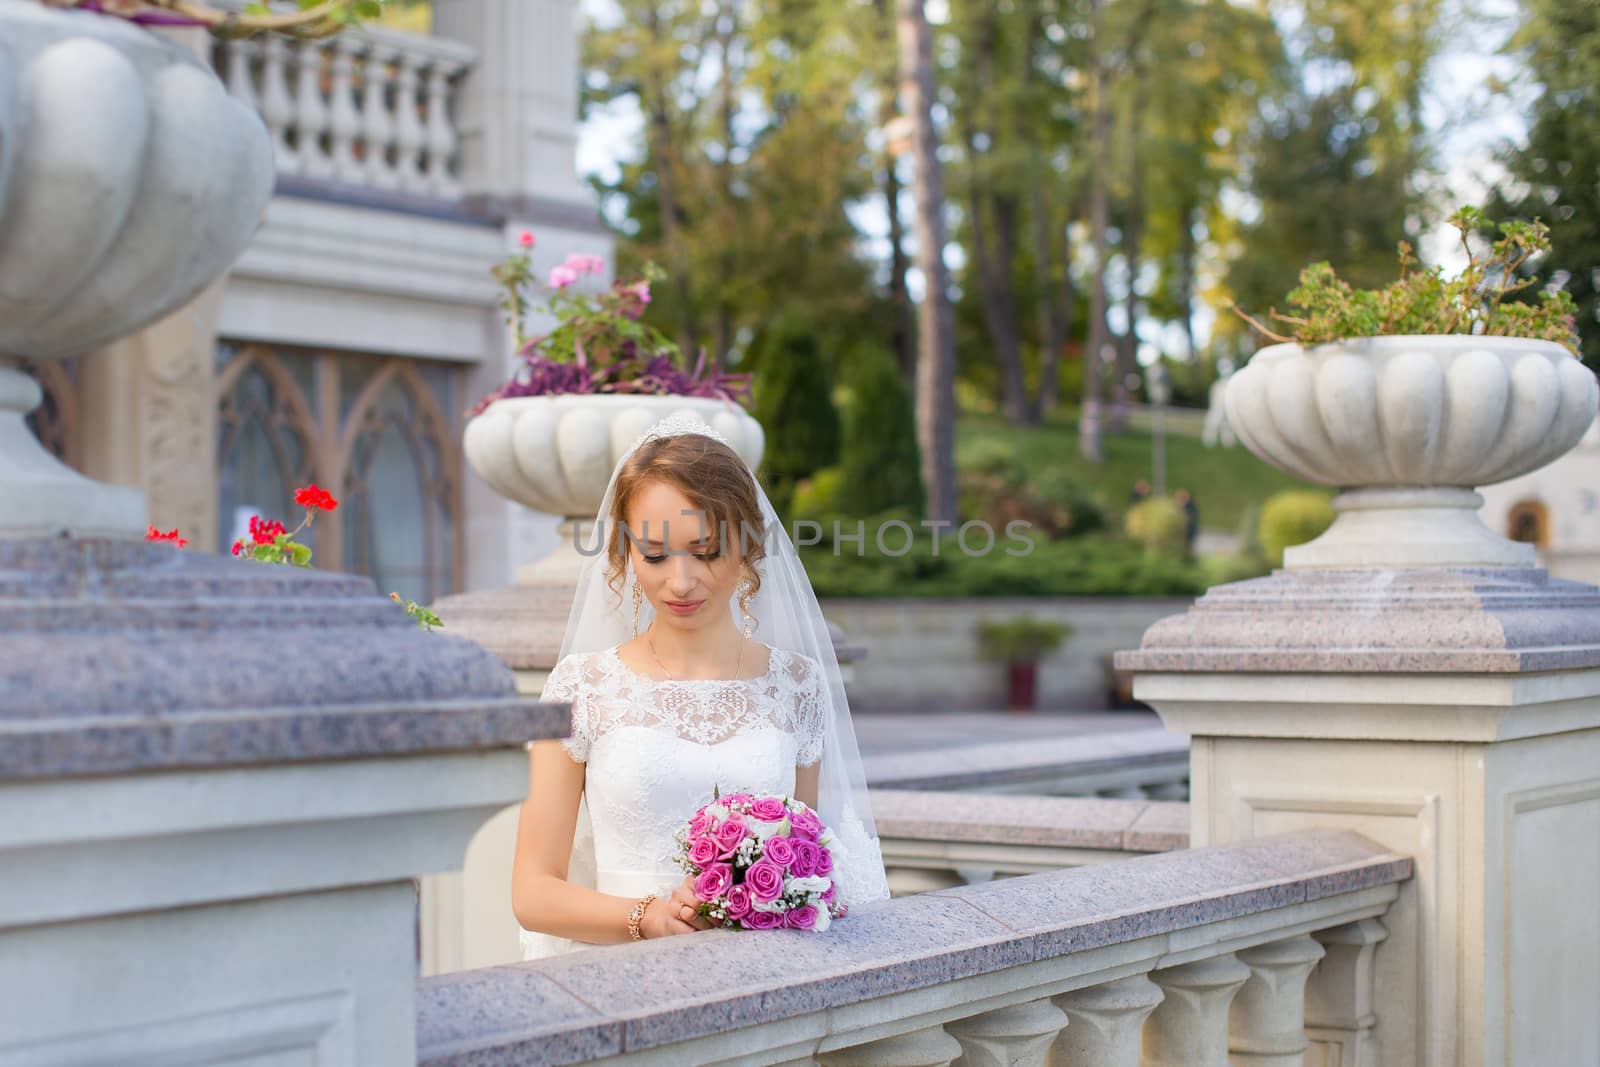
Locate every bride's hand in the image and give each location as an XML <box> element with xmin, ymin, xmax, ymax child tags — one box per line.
<box><xmin>644</xmin><ymin>876</ymin><xmax>714</xmax><ymax>937</ymax></box>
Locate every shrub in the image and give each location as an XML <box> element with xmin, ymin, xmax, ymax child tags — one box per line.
<box><xmin>790</xmin><ymin>467</ymin><xmax>845</xmax><ymax>523</ymax></box>
<box><xmin>1125</xmin><ymin>497</ymin><xmax>1189</xmax><ymax>556</ymax></box>
<box><xmin>839</xmin><ymin>356</ymin><xmax>924</xmax><ymax>516</ymax></box>
<box><xmin>1258</xmin><ymin>490</ymin><xmax>1335</xmax><ymax>565</ymax></box>
<box><xmin>753</xmin><ymin>322</ymin><xmax>840</xmax><ymax>514</ymax></box>
<box><xmin>1032</xmin><ymin>469</ymin><xmax>1109</xmax><ymax>538</ymax></box>
<box><xmin>976</xmin><ymin>616</ymin><xmax>1074</xmax><ymax>663</ymax></box>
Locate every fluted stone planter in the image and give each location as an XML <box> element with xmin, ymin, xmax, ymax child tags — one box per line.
<box><xmin>1224</xmin><ymin>336</ymin><xmax>1599</xmax><ymax>568</ymax></box>
<box><xmin>0</xmin><ymin>0</ymin><xmax>273</xmax><ymax>537</ymax></box>
<box><xmin>441</xmin><ymin>394</ymin><xmax>764</xmax><ymax>675</ymax></box>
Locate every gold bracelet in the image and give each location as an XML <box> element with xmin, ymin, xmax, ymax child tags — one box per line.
<box><xmin>627</xmin><ymin>894</ymin><xmax>657</xmax><ymax>941</ymax></box>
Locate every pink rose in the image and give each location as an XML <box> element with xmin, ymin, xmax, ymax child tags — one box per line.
<box><xmin>814</xmin><ymin>845</ymin><xmax>834</xmax><ymax>877</ymax></box>
<box><xmin>743</xmin><ymin>909</ymin><xmax>784</xmax><ymax>930</ymax></box>
<box><xmin>788</xmin><ymin>806</ymin><xmax>822</xmax><ymax>842</ymax></box>
<box><xmin>688</xmin><ymin>808</ymin><xmax>715</xmax><ymax>837</ymax></box>
<box><xmin>687</xmin><ymin>836</ymin><xmax>718</xmax><ymax>868</ymax></box>
<box><xmin>784</xmin><ymin>904</ymin><xmax>819</xmax><ymax>931</ymax></box>
<box><xmin>821</xmin><ymin>883</ymin><xmax>836</xmax><ymax>904</ymax></box>
<box><xmin>749</xmin><ymin>796</ymin><xmax>788</xmax><ymax>821</ymax></box>
<box><xmin>548</xmin><ymin>265</ymin><xmax>579</xmax><ymax>289</ymax></box>
<box><xmin>762</xmin><ymin>836</ymin><xmax>797</xmax><ymax>869</ymax></box>
<box><xmin>563</xmin><ymin>253</ymin><xmax>605</xmax><ymax>275</ymax></box>
<box><xmin>713</xmin><ymin>816</ymin><xmax>750</xmax><ymax>858</ymax></box>
<box><xmin>745</xmin><ymin>858</ymin><xmax>784</xmax><ymax>902</ymax></box>
<box><xmin>693</xmin><ymin>863</ymin><xmax>733</xmax><ymax>901</ymax></box>
<box><xmin>724</xmin><ymin>884</ymin><xmax>753</xmax><ymax>921</ymax></box>
<box><xmin>790</xmin><ymin>840</ymin><xmax>821</xmax><ymax>878</ymax></box>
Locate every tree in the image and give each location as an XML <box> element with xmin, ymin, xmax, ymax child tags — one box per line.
<box><xmin>839</xmin><ymin>354</ymin><xmax>925</xmax><ymax>517</ymax></box>
<box><xmin>896</xmin><ymin>0</ymin><xmax>958</xmax><ymax>523</ymax></box>
<box><xmin>1494</xmin><ymin>0</ymin><xmax>1600</xmax><ymax>369</ymax></box>
<box><xmin>753</xmin><ymin>321</ymin><xmax>841</xmax><ymax>515</ymax></box>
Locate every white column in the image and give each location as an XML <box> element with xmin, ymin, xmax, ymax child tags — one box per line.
<box><xmin>293</xmin><ymin>40</ymin><xmax>334</xmax><ymax>180</ymax></box>
<box><xmin>1144</xmin><ymin>954</ymin><xmax>1251</xmax><ymax>1067</ymax></box>
<box><xmin>1050</xmin><ymin>973</ymin><xmax>1163</xmax><ymax>1067</ymax></box>
<box><xmin>393</xmin><ymin>52</ymin><xmax>426</xmax><ymax>192</ymax></box>
<box><xmin>327</xmin><ymin>36</ymin><xmax>364</xmax><ymax>184</ymax></box>
<box><xmin>361</xmin><ymin>43</ymin><xmax>399</xmax><ymax>189</ymax></box>
<box><xmin>944</xmin><ymin>999</ymin><xmax>1068</xmax><ymax>1067</ymax></box>
<box><xmin>818</xmin><ymin>1025</ymin><xmax>963</xmax><ymax>1067</ymax></box>
<box><xmin>1230</xmin><ymin>935</ymin><xmax>1326</xmax><ymax>1065</ymax></box>
<box><xmin>1305</xmin><ymin>919</ymin><xmax>1388</xmax><ymax>1067</ymax></box>
<box><xmin>259</xmin><ymin>36</ymin><xmax>297</xmax><ymax>172</ymax></box>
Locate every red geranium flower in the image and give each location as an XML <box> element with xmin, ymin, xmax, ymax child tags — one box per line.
<box><xmin>294</xmin><ymin>484</ymin><xmax>339</xmax><ymax>513</ymax></box>
<box><xmin>230</xmin><ymin>538</ymin><xmax>246</xmax><ymax>557</ymax></box>
<box><xmin>145</xmin><ymin>525</ymin><xmax>188</xmax><ymax>548</ymax></box>
<box><xmin>249</xmin><ymin>515</ymin><xmax>287</xmax><ymax>546</ymax></box>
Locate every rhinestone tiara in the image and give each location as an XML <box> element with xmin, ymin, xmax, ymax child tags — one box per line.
<box><xmin>630</xmin><ymin>412</ymin><xmax>731</xmax><ymax>450</ymax></box>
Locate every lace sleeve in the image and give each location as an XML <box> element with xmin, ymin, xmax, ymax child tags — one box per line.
<box><xmin>540</xmin><ymin>654</ymin><xmax>592</xmax><ymax>763</ymax></box>
<box><xmin>795</xmin><ymin>655</ymin><xmax>827</xmax><ymax>767</ymax></box>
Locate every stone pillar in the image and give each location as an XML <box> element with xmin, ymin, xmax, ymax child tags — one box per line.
<box><xmin>1229</xmin><ymin>935</ymin><xmax>1326</xmax><ymax>1065</ymax></box>
<box><xmin>944</xmin><ymin>998</ymin><xmax>1069</xmax><ymax>1067</ymax></box>
<box><xmin>1144</xmin><ymin>954</ymin><xmax>1251</xmax><ymax>1067</ymax></box>
<box><xmin>78</xmin><ymin>280</ymin><xmax>224</xmax><ymax>549</ymax></box>
<box><xmin>1050</xmin><ymin>973</ymin><xmax>1163</xmax><ymax>1067</ymax></box>
<box><xmin>1305</xmin><ymin>919</ymin><xmax>1388</xmax><ymax>1067</ymax></box>
<box><xmin>818</xmin><ymin>1024</ymin><xmax>963</xmax><ymax>1067</ymax></box>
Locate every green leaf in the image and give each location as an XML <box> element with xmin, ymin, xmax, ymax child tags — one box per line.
<box><xmin>289</xmin><ymin>543</ymin><xmax>314</xmax><ymax>567</ymax></box>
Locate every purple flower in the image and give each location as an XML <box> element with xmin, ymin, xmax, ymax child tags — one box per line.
<box><xmin>687</xmin><ymin>836</ymin><xmax>719</xmax><ymax>868</ymax></box>
<box><xmin>693</xmin><ymin>863</ymin><xmax>734</xmax><ymax>901</ymax></box>
<box><xmin>745</xmin><ymin>859</ymin><xmax>785</xmax><ymax>902</ymax></box>
<box><xmin>743</xmin><ymin>909</ymin><xmax>784</xmax><ymax>930</ymax></box>
<box><xmin>713</xmin><ymin>817</ymin><xmax>750</xmax><ymax>859</ymax></box>
<box><xmin>790</xmin><ymin>840</ymin><xmax>822</xmax><ymax>878</ymax></box>
<box><xmin>749</xmin><ymin>797</ymin><xmax>788</xmax><ymax>822</ymax></box>
<box><xmin>788</xmin><ymin>806</ymin><xmax>822</xmax><ymax>842</ymax></box>
<box><xmin>784</xmin><ymin>904</ymin><xmax>819</xmax><ymax>931</ymax></box>
<box><xmin>725</xmin><ymin>884</ymin><xmax>753</xmax><ymax>921</ymax></box>
<box><xmin>762</xmin><ymin>836</ymin><xmax>797</xmax><ymax>869</ymax></box>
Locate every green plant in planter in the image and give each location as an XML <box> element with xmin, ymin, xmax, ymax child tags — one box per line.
<box><xmin>976</xmin><ymin>617</ymin><xmax>1074</xmax><ymax>663</ymax></box>
<box><xmin>1232</xmin><ymin>207</ymin><xmax>1580</xmax><ymax>352</ymax></box>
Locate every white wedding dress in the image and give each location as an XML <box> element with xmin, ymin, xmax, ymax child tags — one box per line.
<box><xmin>530</xmin><ymin>641</ymin><xmax>852</xmax><ymax>951</ymax></box>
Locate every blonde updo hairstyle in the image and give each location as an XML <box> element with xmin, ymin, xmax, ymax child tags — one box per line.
<box><xmin>605</xmin><ymin>433</ymin><xmax>767</xmax><ymax>608</ymax></box>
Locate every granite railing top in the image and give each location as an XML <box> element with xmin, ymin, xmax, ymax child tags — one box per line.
<box><xmin>416</xmin><ymin>829</ymin><xmax>1410</xmax><ymax>1067</ymax></box>
<box><xmin>0</xmin><ymin>539</ymin><xmax>569</xmax><ymax>780</ymax></box>
<box><xmin>872</xmin><ymin>789</ymin><xmax>1189</xmax><ymax>852</ymax></box>
<box><xmin>862</xmin><ymin>727</ymin><xmax>1188</xmax><ymax>792</ymax></box>
<box><xmin>1117</xmin><ymin>565</ymin><xmax>1600</xmax><ymax>674</ymax></box>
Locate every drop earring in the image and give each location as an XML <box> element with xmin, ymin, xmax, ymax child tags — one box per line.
<box><xmin>737</xmin><ymin>578</ymin><xmax>756</xmax><ymax>638</ymax></box>
<box><xmin>631</xmin><ymin>580</ymin><xmax>644</xmax><ymax>636</ymax></box>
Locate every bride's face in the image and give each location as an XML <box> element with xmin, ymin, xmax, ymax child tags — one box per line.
<box><xmin>625</xmin><ymin>479</ymin><xmax>742</xmax><ymax>631</ymax></box>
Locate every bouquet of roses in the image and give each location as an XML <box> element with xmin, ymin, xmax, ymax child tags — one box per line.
<box><xmin>673</xmin><ymin>787</ymin><xmax>846</xmax><ymax>932</ymax></box>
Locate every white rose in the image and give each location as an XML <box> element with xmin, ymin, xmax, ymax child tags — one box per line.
<box><xmin>786</xmin><ymin>875</ymin><xmax>832</xmax><ymax>896</ymax></box>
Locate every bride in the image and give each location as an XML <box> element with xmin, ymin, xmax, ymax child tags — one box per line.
<box><xmin>511</xmin><ymin>414</ymin><xmax>890</xmax><ymax>953</ymax></box>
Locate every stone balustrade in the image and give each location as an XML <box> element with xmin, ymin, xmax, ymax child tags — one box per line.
<box><xmin>873</xmin><ymin>789</ymin><xmax>1188</xmax><ymax>894</ymax></box>
<box><xmin>215</xmin><ymin>26</ymin><xmax>475</xmax><ymax>198</ymax></box>
<box><xmin>864</xmin><ymin>728</ymin><xmax>1190</xmax><ymax>800</ymax></box>
<box><xmin>415</xmin><ymin>829</ymin><xmax>1408</xmax><ymax>1066</ymax></box>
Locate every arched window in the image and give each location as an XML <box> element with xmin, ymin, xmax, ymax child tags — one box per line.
<box><xmin>216</xmin><ymin>343</ymin><xmax>463</xmax><ymax>601</ymax></box>
<box><xmin>1507</xmin><ymin>500</ymin><xmax>1549</xmax><ymax>547</ymax></box>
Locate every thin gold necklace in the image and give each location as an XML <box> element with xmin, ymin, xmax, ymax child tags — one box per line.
<box><xmin>646</xmin><ymin>626</ymin><xmax>744</xmax><ymax>681</ymax></box>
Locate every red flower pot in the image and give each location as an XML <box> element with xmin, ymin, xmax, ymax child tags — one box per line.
<box><xmin>1006</xmin><ymin>660</ymin><xmax>1038</xmax><ymax>712</ymax></box>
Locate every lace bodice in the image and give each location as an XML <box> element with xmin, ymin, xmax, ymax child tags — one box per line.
<box><xmin>541</xmin><ymin>645</ymin><xmax>828</xmax><ymax>892</ymax></box>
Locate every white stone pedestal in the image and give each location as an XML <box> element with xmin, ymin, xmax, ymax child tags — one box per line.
<box><xmin>1122</xmin><ymin>567</ymin><xmax>1600</xmax><ymax>1066</ymax></box>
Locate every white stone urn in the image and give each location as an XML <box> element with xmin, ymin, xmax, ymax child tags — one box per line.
<box><xmin>0</xmin><ymin>1</ymin><xmax>274</xmax><ymax>537</ymax></box>
<box><xmin>1225</xmin><ymin>336</ymin><xmax>1599</xmax><ymax>568</ymax></box>
<box><xmin>463</xmin><ymin>393</ymin><xmax>765</xmax><ymax>585</ymax></box>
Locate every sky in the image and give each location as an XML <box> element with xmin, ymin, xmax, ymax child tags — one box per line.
<box><xmin>571</xmin><ymin>0</ymin><xmax>1539</xmax><ymax>360</ymax></box>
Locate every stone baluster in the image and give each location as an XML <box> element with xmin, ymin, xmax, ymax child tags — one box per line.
<box><xmin>818</xmin><ymin>1025</ymin><xmax>964</xmax><ymax>1067</ymax></box>
<box><xmin>259</xmin><ymin>36</ymin><xmax>297</xmax><ymax>171</ymax></box>
<box><xmin>292</xmin><ymin>40</ymin><xmax>334</xmax><ymax>179</ymax></box>
<box><xmin>361</xmin><ymin>42</ymin><xmax>399</xmax><ymax>189</ymax></box>
<box><xmin>423</xmin><ymin>59</ymin><xmax>463</xmax><ymax>197</ymax></box>
<box><xmin>1305</xmin><ymin>919</ymin><xmax>1388</xmax><ymax>1067</ymax></box>
<box><xmin>1148</xmin><ymin>780</ymin><xmax>1189</xmax><ymax>801</ymax></box>
<box><xmin>221</xmin><ymin>38</ymin><xmax>257</xmax><ymax>112</ymax></box>
<box><xmin>327</xmin><ymin>36</ymin><xmax>364</xmax><ymax>184</ymax></box>
<box><xmin>945</xmin><ymin>999</ymin><xmax>1068</xmax><ymax>1067</ymax></box>
<box><xmin>1230</xmin><ymin>935</ymin><xmax>1326</xmax><ymax>1065</ymax></box>
<box><xmin>1144</xmin><ymin>954</ymin><xmax>1251</xmax><ymax>1067</ymax></box>
<box><xmin>393</xmin><ymin>52</ymin><xmax>426</xmax><ymax>192</ymax></box>
<box><xmin>1050</xmin><ymin>973</ymin><xmax>1163</xmax><ymax>1067</ymax></box>
<box><xmin>1101</xmin><ymin>785</ymin><xmax>1149</xmax><ymax>800</ymax></box>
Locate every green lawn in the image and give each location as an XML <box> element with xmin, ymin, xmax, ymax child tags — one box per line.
<box><xmin>957</xmin><ymin>409</ymin><xmax>1316</xmax><ymax>534</ymax></box>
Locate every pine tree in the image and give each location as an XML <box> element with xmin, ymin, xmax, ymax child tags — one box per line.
<box><xmin>839</xmin><ymin>354</ymin><xmax>925</xmax><ymax>517</ymax></box>
<box><xmin>753</xmin><ymin>322</ymin><xmax>841</xmax><ymax>516</ymax></box>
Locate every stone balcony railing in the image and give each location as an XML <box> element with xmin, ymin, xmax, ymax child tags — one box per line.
<box><xmin>873</xmin><ymin>789</ymin><xmax>1189</xmax><ymax>894</ymax></box>
<box><xmin>863</xmin><ymin>728</ymin><xmax>1190</xmax><ymax>800</ymax></box>
<box><xmin>214</xmin><ymin>26</ymin><xmax>475</xmax><ymax>198</ymax></box>
<box><xmin>415</xmin><ymin>829</ymin><xmax>1409</xmax><ymax>1067</ymax></box>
